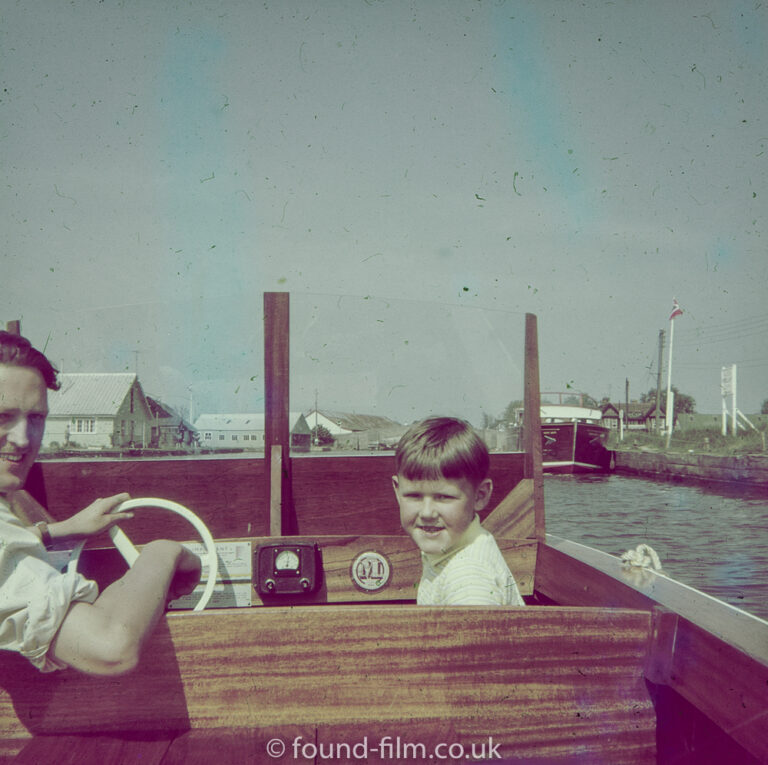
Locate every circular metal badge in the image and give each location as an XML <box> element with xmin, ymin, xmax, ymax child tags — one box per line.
<box><xmin>350</xmin><ymin>551</ymin><xmax>391</xmax><ymax>592</ymax></box>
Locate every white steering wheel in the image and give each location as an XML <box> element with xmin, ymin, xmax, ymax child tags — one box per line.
<box><xmin>69</xmin><ymin>498</ymin><xmax>219</xmax><ymax>612</ymax></box>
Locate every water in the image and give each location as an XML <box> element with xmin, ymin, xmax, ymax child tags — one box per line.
<box><xmin>544</xmin><ymin>473</ymin><xmax>768</xmax><ymax>621</ymax></box>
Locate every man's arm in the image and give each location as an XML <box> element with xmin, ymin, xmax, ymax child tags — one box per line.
<box><xmin>28</xmin><ymin>493</ymin><xmax>135</xmax><ymax>546</ymax></box>
<box><xmin>49</xmin><ymin>540</ymin><xmax>201</xmax><ymax>675</ymax></box>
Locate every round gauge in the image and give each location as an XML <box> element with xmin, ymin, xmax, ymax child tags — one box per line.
<box><xmin>275</xmin><ymin>549</ymin><xmax>300</xmax><ymax>571</ymax></box>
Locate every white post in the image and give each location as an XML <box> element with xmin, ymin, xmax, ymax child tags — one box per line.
<box><xmin>732</xmin><ymin>365</ymin><xmax>738</xmax><ymax>436</ymax></box>
<box><xmin>665</xmin><ymin>390</ymin><xmax>675</xmax><ymax>448</ymax></box>
<box><xmin>721</xmin><ymin>371</ymin><xmax>727</xmax><ymax>436</ymax></box>
<box><xmin>314</xmin><ymin>389</ymin><xmax>319</xmax><ymax>446</ymax></box>
<box><xmin>664</xmin><ymin>316</ymin><xmax>675</xmax><ymax>446</ymax></box>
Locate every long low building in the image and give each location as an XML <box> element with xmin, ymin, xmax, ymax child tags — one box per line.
<box><xmin>303</xmin><ymin>409</ymin><xmax>405</xmax><ymax>449</ymax></box>
<box><xmin>194</xmin><ymin>412</ymin><xmax>311</xmax><ymax>451</ymax></box>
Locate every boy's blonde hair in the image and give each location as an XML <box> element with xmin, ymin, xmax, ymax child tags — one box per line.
<box><xmin>394</xmin><ymin>416</ymin><xmax>489</xmax><ymax>487</ymax></box>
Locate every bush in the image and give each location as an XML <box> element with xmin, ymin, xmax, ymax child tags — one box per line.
<box><xmin>311</xmin><ymin>424</ymin><xmax>334</xmax><ymax>446</ymax></box>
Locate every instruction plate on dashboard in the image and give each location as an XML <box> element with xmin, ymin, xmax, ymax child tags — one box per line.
<box><xmin>168</xmin><ymin>541</ymin><xmax>253</xmax><ymax>610</ymax></box>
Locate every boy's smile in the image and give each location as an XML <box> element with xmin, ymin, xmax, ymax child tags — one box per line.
<box><xmin>393</xmin><ymin>474</ymin><xmax>492</xmax><ymax>555</ymax></box>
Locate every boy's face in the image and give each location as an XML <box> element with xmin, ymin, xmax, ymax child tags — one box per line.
<box><xmin>392</xmin><ymin>473</ymin><xmax>492</xmax><ymax>555</ymax></box>
<box><xmin>0</xmin><ymin>365</ymin><xmax>48</xmax><ymax>495</ymax></box>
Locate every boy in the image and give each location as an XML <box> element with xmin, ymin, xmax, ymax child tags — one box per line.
<box><xmin>0</xmin><ymin>330</ymin><xmax>201</xmax><ymax>675</ymax></box>
<box><xmin>392</xmin><ymin>416</ymin><xmax>524</xmax><ymax>606</ymax></box>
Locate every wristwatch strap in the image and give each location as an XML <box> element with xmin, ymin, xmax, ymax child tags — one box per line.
<box><xmin>35</xmin><ymin>521</ymin><xmax>54</xmax><ymax>550</ymax></box>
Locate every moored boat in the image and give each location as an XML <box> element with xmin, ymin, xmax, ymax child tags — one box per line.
<box><xmin>1</xmin><ymin>294</ymin><xmax>766</xmax><ymax>764</ymax></box>
<box><xmin>515</xmin><ymin>401</ymin><xmax>612</xmax><ymax>473</ymax></box>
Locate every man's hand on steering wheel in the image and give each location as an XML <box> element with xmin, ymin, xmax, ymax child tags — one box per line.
<box><xmin>44</xmin><ymin>492</ymin><xmax>135</xmax><ymax>546</ymax></box>
<box><xmin>168</xmin><ymin>545</ymin><xmax>203</xmax><ymax>602</ymax></box>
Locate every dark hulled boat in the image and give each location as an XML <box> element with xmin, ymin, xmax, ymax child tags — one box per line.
<box><xmin>540</xmin><ymin>405</ymin><xmax>612</xmax><ymax>473</ymax></box>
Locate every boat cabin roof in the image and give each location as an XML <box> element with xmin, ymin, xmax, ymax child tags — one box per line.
<box><xmin>517</xmin><ymin>404</ymin><xmax>603</xmax><ymax>424</ymax></box>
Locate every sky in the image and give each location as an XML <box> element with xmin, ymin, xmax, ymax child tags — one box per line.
<box><xmin>2</xmin><ymin>0</ymin><xmax>767</xmax><ymax>425</ymax></box>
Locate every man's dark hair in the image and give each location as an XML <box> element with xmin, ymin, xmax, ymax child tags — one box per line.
<box><xmin>0</xmin><ymin>331</ymin><xmax>60</xmax><ymax>391</ymax></box>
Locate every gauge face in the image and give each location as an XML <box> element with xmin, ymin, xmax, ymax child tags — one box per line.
<box><xmin>274</xmin><ymin>549</ymin><xmax>300</xmax><ymax>572</ymax></box>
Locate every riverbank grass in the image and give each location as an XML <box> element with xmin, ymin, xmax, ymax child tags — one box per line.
<box><xmin>611</xmin><ymin>427</ymin><xmax>767</xmax><ymax>456</ymax></box>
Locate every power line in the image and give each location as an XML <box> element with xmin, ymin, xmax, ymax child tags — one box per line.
<box><xmin>676</xmin><ymin>357</ymin><xmax>768</xmax><ymax>369</ymax></box>
<box><xmin>677</xmin><ymin>315</ymin><xmax>768</xmax><ymax>345</ymax></box>
<box><xmin>678</xmin><ymin>312</ymin><xmax>768</xmax><ymax>332</ymax></box>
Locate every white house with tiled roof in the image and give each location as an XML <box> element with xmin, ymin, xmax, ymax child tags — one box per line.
<box><xmin>42</xmin><ymin>373</ymin><xmax>154</xmax><ymax>449</ymax></box>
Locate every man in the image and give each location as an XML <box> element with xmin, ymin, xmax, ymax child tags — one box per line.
<box><xmin>0</xmin><ymin>330</ymin><xmax>201</xmax><ymax>675</ymax></box>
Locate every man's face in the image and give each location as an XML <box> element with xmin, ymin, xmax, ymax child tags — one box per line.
<box><xmin>393</xmin><ymin>474</ymin><xmax>492</xmax><ymax>555</ymax></box>
<box><xmin>0</xmin><ymin>365</ymin><xmax>48</xmax><ymax>494</ymax></box>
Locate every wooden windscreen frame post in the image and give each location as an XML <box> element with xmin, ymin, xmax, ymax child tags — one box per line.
<box><xmin>4</xmin><ymin>320</ymin><xmax>21</xmax><ymax>335</ymax></box>
<box><xmin>263</xmin><ymin>292</ymin><xmax>296</xmax><ymax>535</ymax></box>
<box><xmin>523</xmin><ymin>313</ymin><xmax>545</xmax><ymax>542</ymax></box>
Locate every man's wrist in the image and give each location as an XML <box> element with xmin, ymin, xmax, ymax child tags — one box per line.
<box><xmin>34</xmin><ymin>521</ymin><xmax>54</xmax><ymax>549</ymax></box>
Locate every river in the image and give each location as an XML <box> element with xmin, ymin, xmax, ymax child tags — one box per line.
<box><xmin>544</xmin><ymin>473</ymin><xmax>768</xmax><ymax>622</ymax></box>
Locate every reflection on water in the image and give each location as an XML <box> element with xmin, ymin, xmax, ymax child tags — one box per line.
<box><xmin>544</xmin><ymin>473</ymin><xmax>768</xmax><ymax>621</ymax></box>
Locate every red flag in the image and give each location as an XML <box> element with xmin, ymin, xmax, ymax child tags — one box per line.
<box><xmin>669</xmin><ymin>299</ymin><xmax>683</xmax><ymax>320</ymax></box>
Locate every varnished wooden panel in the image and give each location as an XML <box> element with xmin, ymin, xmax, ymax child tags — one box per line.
<box><xmin>162</xmin><ymin>726</ymin><xmax>316</xmax><ymax>764</ymax></box>
<box><xmin>73</xmin><ymin>535</ymin><xmax>536</xmax><ymax>603</ymax></box>
<box><xmin>669</xmin><ymin>616</ymin><xmax>768</xmax><ymax>763</ymax></box>
<box><xmin>250</xmin><ymin>535</ymin><xmax>536</xmax><ymax>604</ymax></box>
<box><xmin>30</xmin><ymin>458</ymin><xmax>270</xmax><ymax>540</ymax></box>
<box><xmin>290</xmin><ymin>452</ymin><xmax>526</xmax><ymax>536</ymax></box>
<box><xmin>28</xmin><ymin>452</ymin><xmax>527</xmax><ymax>541</ymax></box>
<box><xmin>535</xmin><ymin>539</ymin><xmax>768</xmax><ymax>763</ymax></box>
<box><xmin>482</xmin><ymin>478</ymin><xmax>534</xmax><ymax>539</ymax></box>
<box><xmin>0</xmin><ymin>606</ymin><xmax>656</xmax><ymax>763</ymax></box>
<box><xmin>13</xmin><ymin>733</ymin><xmax>174</xmax><ymax>764</ymax></box>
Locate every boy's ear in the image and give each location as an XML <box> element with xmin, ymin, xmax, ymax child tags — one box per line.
<box><xmin>391</xmin><ymin>475</ymin><xmax>400</xmax><ymax>495</ymax></box>
<box><xmin>473</xmin><ymin>478</ymin><xmax>493</xmax><ymax>512</ymax></box>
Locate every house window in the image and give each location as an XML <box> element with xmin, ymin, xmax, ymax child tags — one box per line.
<box><xmin>72</xmin><ymin>418</ymin><xmax>96</xmax><ymax>434</ymax></box>
<box><xmin>242</xmin><ymin>434</ymin><xmax>249</xmax><ymax>441</ymax></box>
<box><xmin>232</xmin><ymin>435</ymin><xmax>238</xmax><ymax>441</ymax></box>
<box><xmin>204</xmin><ymin>432</ymin><xmax>212</xmax><ymax>440</ymax></box>
<box><xmin>219</xmin><ymin>434</ymin><xmax>225</xmax><ymax>440</ymax></box>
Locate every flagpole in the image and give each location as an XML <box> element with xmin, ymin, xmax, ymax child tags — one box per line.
<box><xmin>664</xmin><ymin>298</ymin><xmax>683</xmax><ymax>447</ymax></box>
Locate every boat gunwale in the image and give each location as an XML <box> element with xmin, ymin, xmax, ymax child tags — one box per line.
<box><xmin>541</xmin><ymin>534</ymin><xmax>768</xmax><ymax>663</ymax></box>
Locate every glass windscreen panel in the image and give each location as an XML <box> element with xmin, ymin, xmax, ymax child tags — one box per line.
<box><xmin>3</xmin><ymin>292</ymin><xmax>526</xmax><ymax>459</ymax></box>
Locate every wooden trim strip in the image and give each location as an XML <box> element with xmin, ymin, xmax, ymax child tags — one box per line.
<box><xmin>269</xmin><ymin>445</ymin><xmax>282</xmax><ymax>536</ymax></box>
<box><xmin>523</xmin><ymin>313</ymin><xmax>545</xmax><ymax>541</ymax></box>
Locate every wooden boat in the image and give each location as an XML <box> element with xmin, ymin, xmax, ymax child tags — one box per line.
<box><xmin>2</xmin><ymin>293</ymin><xmax>766</xmax><ymax>764</ymax></box>
<box><xmin>514</xmin><ymin>401</ymin><xmax>612</xmax><ymax>474</ymax></box>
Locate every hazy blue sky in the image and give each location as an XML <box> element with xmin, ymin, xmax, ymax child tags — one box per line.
<box><xmin>2</xmin><ymin>1</ymin><xmax>766</xmax><ymax>424</ymax></box>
